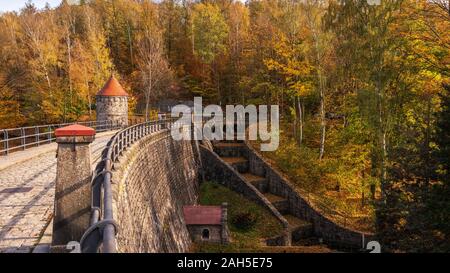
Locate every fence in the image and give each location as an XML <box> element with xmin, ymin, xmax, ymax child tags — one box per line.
<box><xmin>0</xmin><ymin>117</ymin><xmax>154</xmax><ymax>156</ymax></box>
<box><xmin>80</xmin><ymin>118</ymin><xmax>177</xmax><ymax>253</ymax></box>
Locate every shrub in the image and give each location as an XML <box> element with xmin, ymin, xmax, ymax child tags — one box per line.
<box><xmin>232</xmin><ymin>212</ymin><xmax>258</xmax><ymax>231</ymax></box>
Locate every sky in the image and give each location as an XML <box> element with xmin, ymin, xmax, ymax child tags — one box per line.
<box><xmin>0</xmin><ymin>0</ymin><xmax>62</xmax><ymax>13</ymax></box>
<box><xmin>0</xmin><ymin>0</ymin><xmax>248</xmax><ymax>13</ymax></box>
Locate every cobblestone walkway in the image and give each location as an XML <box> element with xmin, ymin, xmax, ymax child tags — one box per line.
<box><xmin>0</xmin><ymin>133</ymin><xmax>115</xmax><ymax>253</ymax></box>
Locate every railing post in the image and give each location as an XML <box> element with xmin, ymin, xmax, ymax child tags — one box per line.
<box><xmin>52</xmin><ymin>124</ymin><xmax>95</xmax><ymax>250</ymax></box>
<box><xmin>48</xmin><ymin>126</ymin><xmax>52</xmax><ymax>144</ymax></box>
<box><xmin>121</xmin><ymin>131</ymin><xmax>124</xmax><ymax>150</ymax></box>
<box><xmin>35</xmin><ymin>127</ymin><xmax>39</xmax><ymax>146</ymax></box>
<box><xmin>21</xmin><ymin>128</ymin><xmax>26</xmax><ymax>150</ymax></box>
<box><xmin>4</xmin><ymin>130</ymin><xmax>8</xmax><ymax>156</ymax></box>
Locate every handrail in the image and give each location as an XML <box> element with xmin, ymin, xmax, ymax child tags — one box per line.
<box><xmin>80</xmin><ymin>118</ymin><xmax>178</xmax><ymax>253</ymax></box>
<box><xmin>0</xmin><ymin>120</ymin><xmax>127</xmax><ymax>156</ymax></box>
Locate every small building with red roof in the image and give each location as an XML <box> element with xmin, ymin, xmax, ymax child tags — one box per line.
<box><xmin>183</xmin><ymin>203</ymin><xmax>229</xmax><ymax>244</ymax></box>
<box><xmin>96</xmin><ymin>75</ymin><xmax>129</xmax><ymax>127</ymax></box>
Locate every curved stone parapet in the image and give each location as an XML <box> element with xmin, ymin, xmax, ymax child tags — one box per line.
<box><xmin>110</xmin><ymin>130</ymin><xmax>200</xmax><ymax>253</ymax></box>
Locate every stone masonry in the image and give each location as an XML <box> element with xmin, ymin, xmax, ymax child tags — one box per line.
<box><xmin>200</xmin><ymin>140</ymin><xmax>375</xmax><ymax>249</ymax></box>
<box><xmin>199</xmin><ymin>145</ymin><xmax>291</xmax><ymax>246</ymax></box>
<box><xmin>96</xmin><ymin>75</ymin><xmax>129</xmax><ymax>127</ymax></box>
<box><xmin>52</xmin><ymin>125</ymin><xmax>95</xmax><ymax>246</ymax></box>
<box><xmin>0</xmin><ymin>132</ymin><xmax>115</xmax><ymax>253</ymax></box>
<box><xmin>244</xmin><ymin>143</ymin><xmax>375</xmax><ymax>248</ymax></box>
<box><xmin>111</xmin><ymin>130</ymin><xmax>200</xmax><ymax>253</ymax></box>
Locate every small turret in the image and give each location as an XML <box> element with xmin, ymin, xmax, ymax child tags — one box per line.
<box><xmin>96</xmin><ymin>75</ymin><xmax>129</xmax><ymax>127</ymax></box>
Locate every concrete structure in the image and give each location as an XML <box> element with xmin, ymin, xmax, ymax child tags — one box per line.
<box><xmin>183</xmin><ymin>203</ymin><xmax>229</xmax><ymax>244</ymax></box>
<box><xmin>96</xmin><ymin>75</ymin><xmax>129</xmax><ymax>127</ymax></box>
<box><xmin>52</xmin><ymin>124</ymin><xmax>95</xmax><ymax>246</ymax></box>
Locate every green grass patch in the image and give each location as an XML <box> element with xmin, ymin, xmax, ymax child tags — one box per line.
<box><xmin>192</xmin><ymin>181</ymin><xmax>283</xmax><ymax>253</ymax></box>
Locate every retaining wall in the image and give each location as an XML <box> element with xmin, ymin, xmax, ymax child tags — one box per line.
<box><xmin>244</xmin><ymin>142</ymin><xmax>375</xmax><ymax>248</ymax></box>
<box><xmin>199</xmin><ymin>145</ymin><xmax>291</xmax><ymax>246</ymax></box>
<box><xmin>111</xmin><ymin>130</ymin><xmax>200</xmax><ymax>252</ymax></box>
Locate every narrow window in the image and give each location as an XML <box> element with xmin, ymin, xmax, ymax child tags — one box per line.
<box><xmin>202</xmin><ymin>228</ymin><xmax>210</xmax><ymax>240</ymax></box>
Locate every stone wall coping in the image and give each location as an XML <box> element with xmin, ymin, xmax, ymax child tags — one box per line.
<box><xmin>199</xmin><ymin>145</ymin><xmax>290</xmax><ymax>230</ymax></box>
<box><xmin>55</xmin><ymin>124</ymin><xmax>96</xmax><ymax>137</ymax></box>
<box><xmin>244</xmin><ymin>140</ymin><xmax>375</xmax><ymax>237</ymax></box>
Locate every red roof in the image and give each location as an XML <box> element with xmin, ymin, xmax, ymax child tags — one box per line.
<box><xmin>97</xmin><ymin>75</ymin><xmax>129</xmax><ymax>97</ymax></box>
<box><xmin>55</xmin><ymin>124</ymin><xmax>95</xmax><ymax>137</ymax></box>
<box><xmin>183</xmin><ymin>206</ymin><xmax>222</xmax><ymax>225</ymax></box>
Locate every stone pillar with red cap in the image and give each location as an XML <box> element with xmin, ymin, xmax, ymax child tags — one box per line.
<box><xmin>52</xmin><ymin>124</ymin><xmax>95</xmax><ymax>247</ymax></box>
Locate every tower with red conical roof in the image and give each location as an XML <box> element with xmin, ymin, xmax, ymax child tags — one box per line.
<box><xmin>96</xmin><ymin>75</ymin><xmax>129</xmax><ymax>127</ymax></box>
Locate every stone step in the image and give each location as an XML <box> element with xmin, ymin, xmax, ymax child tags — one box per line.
<box><xmin>283</xmin><ymin>214</ymin><xmax>313</xmax><ymax>241</ymax></box>
<box><xmin>219</xmin><ymin>139</ymin><xmax>245</xmax><ymax>144</ymax></box>
<box><xmin>240</xmin><ymin>173</ymin><xmax>267</xmax><ymax>192</ymax></box>
<box><xmin>292</xmin><ymin>237</ymin><xmax>324</xmax><ymax>247</ymax></box>
<box><xmin>259</xmin><ymin>245</ymin><xmax>333</xmax><ymax>253</ymax></box>
<box><xmin>221</xmin><ymin>156</ymin><xmax>249</xmax><ymax>173</ymax></box>
<box><xmin>263</xmin><ymin>192</ymin><xmax>289</xmax><ymax>214</ymax></box>
<box><xmin>213</xmin><ymin>142</ymin><xmax>245</xmax><ymax>157</ymax></box>
<box><xmin>215</xmin><ymin>142</ymin><xmax>245</xmax><ymax>148</ymax></box>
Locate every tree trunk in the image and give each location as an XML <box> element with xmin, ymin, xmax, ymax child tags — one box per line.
<box><xmin>319</xmin><ymin>82</ymin><xmax>326</xmax><ymax>160</ymax></box>
<box><xmin>67</xmin><ymin>34</ymin><xmax>73</xmax><ymax>115</ymax></box>
<box><xmin>127</xmin><ymin>22</ymin><xmax>134</xmax><ymax>69</ymax></box>
<box><xmin>306</xmin><ymin>2</ymin><xmax>326</xmax><ymax>160</ymax></box>
<box><xmin>145</xmin><ymin>99</ymin><xmax>149</xmax><ymax>122</ymax></box>
<box><xmin>145</xmin><ymin>86</ymin><xmax>151</xmax><ymax>122</ymax></box>
<box><xmin>293</xmin><ymin>99</ymin><xmax>297</xmax><ymax>138</ymax></box>
<box><xmin>378</xmin><ymin>81</ymin><xmax>387</xmax><ymax>201</ymax></box>
<box><xmin>298</xmin><ymin>97</ymin><xmax>303</xmax><ymax>145</ymax></box>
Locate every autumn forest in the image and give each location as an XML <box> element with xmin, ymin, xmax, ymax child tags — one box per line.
<box><xmin>0</xmin><ymin>0</ymin><xmax>449</xmax><ymax>252</ymax></box>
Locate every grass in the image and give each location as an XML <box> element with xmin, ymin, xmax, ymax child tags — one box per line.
<box><xmin>191</xmin><ymin>181</ymin><xmax>283</xmax><ymax>253</ymax></box>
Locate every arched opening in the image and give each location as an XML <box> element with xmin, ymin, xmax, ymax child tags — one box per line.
<box><xmin>201</xmin><ymin>228</ymin><xmax>210</xmax><ymax>240</ymax></box>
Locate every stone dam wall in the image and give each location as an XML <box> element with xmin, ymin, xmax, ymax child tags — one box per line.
<box><xmin>104</xmin><ymin>127</ymin><xmax>373</xmax><ymax>252</ymax></box>
<box><xmin>110</xmin><ymin>130</ymin><xmax>200</xmax><ymax>253</ymax></box>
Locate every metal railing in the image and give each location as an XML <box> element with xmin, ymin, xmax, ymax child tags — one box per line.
<box><xmin>0</xmin><ymin>120</ymin><xmax>124</xmax><ymax>156</ymax></box>
<box><xmin>80</xmin><ymin>118</ymin><xmax>177</xmax><ymax>253</ymax></box>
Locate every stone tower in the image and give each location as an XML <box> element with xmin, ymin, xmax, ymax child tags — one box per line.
<box><xmin>96</xmin><ymin>75</ymin><xmax>129</xmax><ymax>127</ymax></box>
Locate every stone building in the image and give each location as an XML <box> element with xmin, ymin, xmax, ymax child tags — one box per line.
<box><xmin>96</xmin><ymin>75</ymin><xmax>129</xmax><ymax>127</ymax></box>
<box><xmin>183</xmin><ymin>203</ymin><xmax>230</xmax><ymax>244</ymax></box>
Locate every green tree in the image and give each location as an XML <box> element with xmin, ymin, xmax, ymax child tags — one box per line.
<box><xmin>191</xmin><ymin>2</ymin><xmax>229</xmax><ymax>102</ymax></box>
<box><xmin>192</xmin><ymin>3</ymin><xmax>229</xmax><ymax>64</ymax></box>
